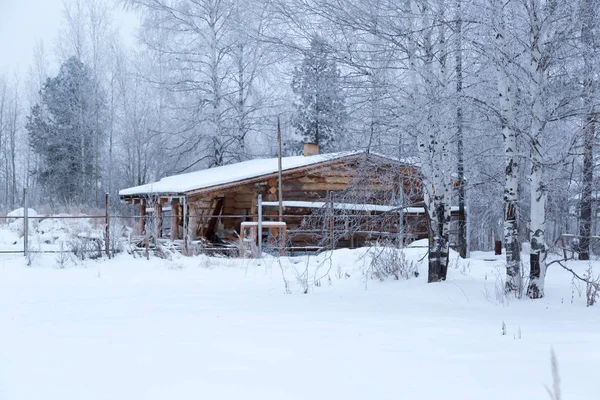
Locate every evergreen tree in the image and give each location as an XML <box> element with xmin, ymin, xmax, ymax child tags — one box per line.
<box><xmin>26</xmin><ymin>57</ymin><xmax>102</xmax><ymax>205</ymax></box>
<box><xmin>292</xmin><ymin>37</ymin><xmax>345</xmax><ymax>153</ymax></box>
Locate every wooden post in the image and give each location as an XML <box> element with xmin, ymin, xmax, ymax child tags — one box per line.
<box><xmin>198</xmin><ymin>198</ymin><xmax>214</xmax><ymax>239</ymax></box>
<box><xmin>154</xmin><ymin>199</ymin><xmax>163</xmax><ymax>239</ymax></box>
<box><xmin>250</xmin><ymin>193</ymin><xmax>258</xmax><ymax>222</ymax></box>
<box><xmin>183</xmin><ymin>196</ymin><xmax>188</xmax><ymax>253</ymax></box>
<box><xmin>171</xmin><ymin>198</ymin><xmax>179</xmax><ymax>240</ymax></box>
<box><xmin>258</xmin><ymin>193</ymin><xmax>263</xmax><ymax>255</ymax></box>
<box><xmin>141</xmin><ymin>198</ymin><xmax>149</xmax><ymax>259</ymax></box>
<box><xmin>277</xmin><ymin>116</ymin><xmax>283</xmax><ymax>222</ymax></box>
<box><xmin>105</xmin><ymin>193</ymin><xmax>110</xmax><ymax>258</ymax></box>
<box><xmin>280</xmin><ymin>225</ymin><xmax>287</xmax><ymax>256</ymax></box>
<box><xmin>139</xmin><ymin>199</ymin><xmax>147</xmax><ymax>235</ymax></box>
<box><xmin>241</xmin><ymin>221</ymin><xmax>286</xmax><ymax>257</ymax></box>
<box><xmin>494</xmin><ymin>240</ymin><xmax>502</xmax><ymax>256</ymax></box>
<box><xmin>561</xmin><ymin>236</ymin><xmax>568</xmax><ymax>262</ymax></box>
<box><xmin>328</xmin><ymin>191</ymin><xmax>334</xmax><ymax>250</ymax></box>
<box><xmin>399</xmin><ymin>187</ymin><xmax>405</xmax><ymax>247</ymax></box>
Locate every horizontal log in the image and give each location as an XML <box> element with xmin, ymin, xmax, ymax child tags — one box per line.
<box><xmin>280</xmin><ymin>191</ymin><xmax>328</xmax><ymax>199</ymax></box>
<box><xmin>283</xmin><ymin>183</ymin><xmax>349</xmax><ymax>191</ymax></box>
<box><xmin>233</xmin><ymin>197</ymin><xmax>254</xmax><ymax>203</ymax></box>
<box><xmin>282</xmin><ymin>183</ymin><xmax>398</xmax><ymax>192</ymax></box>
<box><xmin>299</xmin><ymin>176</ymin><xmax>355</xmax><ymax>184</ymax></box>
<box><xmin>233</xmin><ymin>201</ymin><xmax>253</xmax><ymax>208</ymax></box>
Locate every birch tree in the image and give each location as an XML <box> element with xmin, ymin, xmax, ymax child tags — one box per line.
<box><xmin>407</xmin><ymin>0</ymin><xmax>454</xmax><ymax>282</ymax></box>
<box><xmin>0</xmin><ymin>76</ymin><xmax>22</xmax><ymax>210</ymax></box>
<box><xmin>522</xmin><ymin>0</ymin><xmax>578</xmax><ymax>298</ymax></box>
<box><xmin>577</xmin><ymin>0</ymin><xmax>598</xmax><ymax>261</ymax></box>
<box><xmin>0</xmin><ymin>75</ymin><xmax>7</xmax><ymax>207</ymax></box>
<box><xmin>127</xmin><ymin>0</ymin><xmax>272</xmax><ymax>170</ymax></box>
<box><xmin>228</xmin><ymin>1</ymin><xmax>272</xmax><ymax>161</ymax></box>
<box><xmin>493</xmin><ymin>0</ymin><xmax>522</xmax><ymax>293</ymax></box>
<box><xmin>277</xmin><ymin>0</ymin><xmax>462</xmax><ymax>279</ymax></box>
<box><xmin>113</xmin><ymin>47</ymin><xmax>169</xmax><ymax>188</ymax></box>
<box><xmin>455</xmin><ymin>0</ymin><xmax>467</xmax><ymax>259</ymax></box>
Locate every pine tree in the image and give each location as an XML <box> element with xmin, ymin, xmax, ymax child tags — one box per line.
<box><xmin>26</xmin><ymin>57</ymin><xmax>102</xmax><ymax>205</ymax></box>
<box><xmin>291</xmin><ymin>37</ymin><xmax>346</xmax><ymax>153</ymax></box>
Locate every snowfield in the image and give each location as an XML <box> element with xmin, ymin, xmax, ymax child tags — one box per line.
<box><xmin>1</xmin><ymin>244</ymin><xmax>599</xmax><ymax>400</ymax></box>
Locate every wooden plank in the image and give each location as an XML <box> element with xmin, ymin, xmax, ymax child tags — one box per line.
<box><xmin>171</xmin><ymin>198</ymin><xmax>180</xmax><ymax>240</ymax></box>
<box><xmin>232</xmin><ymin>201</ymin><xmax>254</xmax><ymax>209</ymax></box>
<box><xmin>282</xmin><ymin>183</ymin><xmax>394</xmax><ymax>191</ymax></box>
<box><xmin>206</xmin><ymin>197</ymin><xmax>224</xmax><ymax>240</ymax></box>
<box><xmin>250</xmin><ymin>194</ymin><xmax>258</xmax><ymax>222</ymax></box>
<box><xmin>231</xmin><ymin>193</ymin><xmax>256</xmax><ymax>202</ymax></box>
<box><xmin>297</xmin><ymin>176</ymin><xmax>354</xmax><ymax>184</ymax></box>
<box><xmin>154</xmin><ymin>200</ymin><xmax>163</xmax><ymax>237</ymax></box>
<box><xmin>196</xmin><ymin>197</ymin><xmax>215</xmax><ymax>239</ymax></box>
<box><xmin>139</xmin><ymin>200</ymin><xmax>147</xmax><ymax>235</ymax></box>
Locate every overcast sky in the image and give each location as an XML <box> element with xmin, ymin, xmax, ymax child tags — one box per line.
<box><xmin>0</xmin><ymin>0</ymin><xmax>137</xmax><ymax>77</ymax></box>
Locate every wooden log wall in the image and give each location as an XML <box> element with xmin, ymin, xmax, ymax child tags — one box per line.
<box><xmin>183</xmin><ymin>160</ymin><xmax>425</xmax><ymax>248</ymax></box>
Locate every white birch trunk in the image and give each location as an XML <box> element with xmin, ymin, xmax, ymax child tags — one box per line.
<box><xmin>407</xmin><ymin>1</ymin><xmax>440</xmax><ymax>280</ymax></box>
<box><xmin>413</xmin><ymin>0</ymin><xmax>451</xmax><ymax>282</ymax></box>
<box><xmin>455</xmin><ymin>0</ymin><xmax>467</xmax><ymax>259</ymax></box>
<box><xmin>494</xmin><ymin>0</ymin><xmax>522</xmax><ymax>294</ymax></box>
<box><xmin>526</xmin><ymin>0</ymin><xmax>547</xmax><ymax>298</ymax></box>
<box><xmin>528</xmin><ymin>148</ymin><xmax>547</xmax><ymax>298</ymax></box>
<box><xmin>438</xmin><ymin>0</ymin><xmax>451</xmax><ymax>276</ymax></box>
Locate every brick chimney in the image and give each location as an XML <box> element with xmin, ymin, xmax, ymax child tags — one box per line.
<box><xmin>303</xmin><ymin>142</ymin><xmax>319</xmax><ymax>156</ymax></box>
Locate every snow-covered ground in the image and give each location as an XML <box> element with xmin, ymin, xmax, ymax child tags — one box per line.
<box><xmin>0</xmin><ymin>241</ymin><xmax>599</xmax><ymax>399</ymax></box>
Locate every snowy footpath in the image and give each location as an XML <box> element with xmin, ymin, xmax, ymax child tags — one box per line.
<box><xmin>0</xmin><ymin>245</ymin><xmax>599</xmax><ymax>399</ymax></box>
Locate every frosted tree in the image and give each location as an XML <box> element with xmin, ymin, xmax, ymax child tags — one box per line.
<box><xmin>125</xmin><ymin>0</ymin><xmax>228</xmax><ymax>168</ymax></box>
<box><xmin>227</xmin><ymin>0</ymin><xmax>272</xmax><ymax>162</ymax></box>
<box><xmin>492</xmin><ymin>0</ymin><xmax>522</xmax><ymax>294</ymax></box>
<box><xmin>522</xmin><ymin>0</ymin><xmax>579</xmax><ymax>298</ymax></box>
<box><xmin>455</xmin><ymin>0</ymin><xmax>467</xmax><ymax>259</ymax></box>
<box><xmin>57</xmin><ymin>0</ymin><xmax>116</xmax><ymax>205</ymax></box>
<box><xmin>0</xmin><ymin>76</ymin><xmax>7</xmax><ymax>206</ymax></box>
<box><xmin>277</xmin><ymin>0</ymin><xmax>464</xmax><ymax>278</ymax></box>
<box><xmin>292</xmin><ymin>37</ymin><xmax>346</xmax><ymax>153</ymax></box>
<box><xmin>126</xmin><ymin>0</ymin><xmax>271</xmax><ymax>170</ymax></box>
<box><xmin>112</xmin><ymin>45</ymin><xmax>169</xmax><ymax>189</ymax></box>
<box><xmin>405</xmin><ymin>0</ymin><xmax>455</xmax><ymax>282</ymax></box>
<box><xmin>0</xmin><ymin>75</ymin><xmax>21</xmax><ymax>208</ymax></box>
<box><xmin>26</xmin><ymin>57</ymin><xmax>103</xmax><ymax>205</ymax></box>
<box><xmin>577</xmin><ymin>0</ymin><xmax>598</xmax><ymax>261</ymax></box>
<box><xmin>267</xmin><ymin>0</ymin><xmax>403</xmax><ymax>155</ymax></box>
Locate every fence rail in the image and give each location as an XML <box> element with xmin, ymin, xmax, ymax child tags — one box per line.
<box><xmin>1</xmin><ymin>191</ymin><xmax>436</xmax><ymax>258</ymax></box>
<box><xmin>1</xmin><ymin>214</ymin><xmax>424</xmax><ymax>256</ymax></box>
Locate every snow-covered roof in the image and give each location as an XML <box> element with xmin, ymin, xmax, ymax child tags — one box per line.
<box><xmin>120</xmin><ymin>151</ymin><xmax>408</xmax><ymax>197</ymax></box>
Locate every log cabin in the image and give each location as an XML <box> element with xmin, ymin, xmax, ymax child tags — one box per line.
<box><xmin>119</xmin><ymin>144</ymin><xmax>464</xmax><ymax>253</ymax></box>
